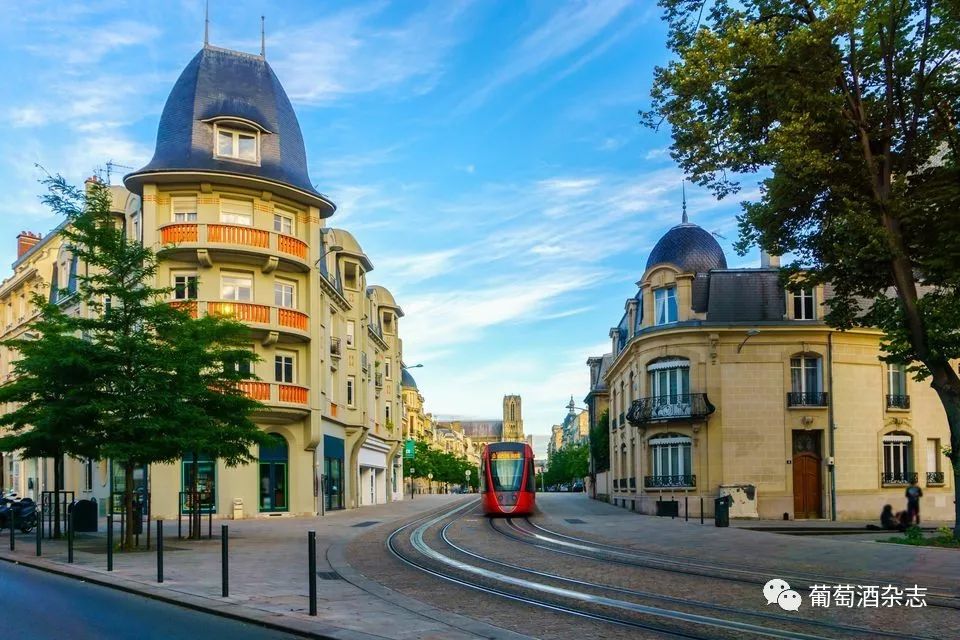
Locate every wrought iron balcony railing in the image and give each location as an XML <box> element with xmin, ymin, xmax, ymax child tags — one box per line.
<box><xmin>644</xmin><ymin>474</ymin><xmax>697</xmax><ymax>489</ymax></box>
<box><xmin>881</xmin><ymin>471</ymin><xmax>918</xmax><ymax>485</ymax></box>
<box><xmin>886</xmin><ymin>394</ymin><xmax>910</xmax><ymax>409</ymax></box>
<box><xmin>330</xmin><ymin>336</ymin><xmax>342</xmax><ymax>357</ymax></box>
<box><xmin>375</xmin><ymin>373</ymin><xmax>383</xmax><ymax>388</ymax></box>
<box><xmin>927</xmin><ymin>471</ymin><xmax>945</xmax><ymax>485</ymax></box>
<box><xmin>626</xmin><ymin>394</ymin><xmax>715</xmax><ymax>425</ymax></box>
<box><xmin>786</xmin><ymin>391</ymin><xmax>829</xmax><ymax>407</ymax></box>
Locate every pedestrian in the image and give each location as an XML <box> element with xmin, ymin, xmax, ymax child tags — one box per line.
<box><xmin>905</xmin><ymin>478</ymin><xmax>923</xmax><ymax>525</ymax></box>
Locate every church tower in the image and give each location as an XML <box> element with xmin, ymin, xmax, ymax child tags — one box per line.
<box><xmin>502</xmin><ymin>395</ymin><xmax>524</xmax><ymax>442</ymax></box>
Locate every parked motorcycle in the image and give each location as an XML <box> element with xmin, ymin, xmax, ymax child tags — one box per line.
<box><xmin>0</xmin><ymin>492</ymin><xmax>38</xmax><ymax>533</ymax></box>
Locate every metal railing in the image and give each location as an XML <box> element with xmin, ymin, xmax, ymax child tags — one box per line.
<box><xmin>375</xmin><ymin>373</ymin><xmax>383</xmax><ymax>388</ymax></box>
<box><xmin>927</xmin><ymin>471</ymin><xmax>945</xmax><ymax>485</ymax></box>
<box><xmin>786</xmin><ymin>391</ymin><xmax>829</xmax><ymax>407</ymax></box>
<box><xmin>886</xmin><ymin>394</ymin><xmax>910</xmax><ymax>409</ymax></box>
<box><xmin>330</xmin><ymin>336</ymin><xmax>342</xmax><ymax>357</ymax></box>
<box><xmin>626</xmin><ymin>394</ymin><xmax>715</xmax><ymax>425</ymax></box>
<box><xmin>881</xmin><ymin>471</ymin><xmax>918</xmax><ymax>485</ymax></box>
<box><xmin>628</xmin><ymin>477</ymin><xmax>636</xmax><ymax>489</ymax></box>
<box><xmin>645</xmin><ymin>474</ymin><xmax>697</xmax><ymax>488</ymax></box>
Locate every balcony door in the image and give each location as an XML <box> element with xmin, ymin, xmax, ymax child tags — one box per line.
<box><xmin>792</xmin><ymin>431</ymin><xmax>823</xmax><ymax>519</ymax></box>
<box><xmin>259</xmin><ymin>433</ymin><xmax>289</xmax><ymax>512</ymax></box>
<box><xmin>648</xmin><ymin>360</ymin><xmax>690</xmax><ymax>418</ymax></box>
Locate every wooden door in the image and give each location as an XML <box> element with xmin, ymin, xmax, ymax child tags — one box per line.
<box><xmin>792</xmin><ymin>431</ymin><xmax>822</xmax><ymax>519</ymax></box>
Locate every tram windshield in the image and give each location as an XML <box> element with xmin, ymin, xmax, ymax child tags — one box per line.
<box><xmin>489</xmin><ymin>450</ymin><xmax>524</xmax><ymax>491</ymax></box>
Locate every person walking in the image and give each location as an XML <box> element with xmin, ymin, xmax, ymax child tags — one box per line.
<box><xmin>905</xmin><ymin>478</ymin><xmax>923</xmax><ymax>525</ymax></box>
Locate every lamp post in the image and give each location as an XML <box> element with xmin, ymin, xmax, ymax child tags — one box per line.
<box><xmin>737</xmin><ymin>329</ymin><xmax>761</xmax><ymax>353</ymax></box>
<box><xmin>315</xmin><ymin>245</ymin><xmax>344</xmax><ymax>268</ymax></box>
<box><xmin>465</xmin><ymin>469</ymin><xmax>471</xmax><ymax>494</ymax></box>
<box><xmin>409</xmin><ymin>467</ymin><xmax>415</xmax><ymax>500</ymax></box>
<box><xmin>427</xmin><ymin>472</ymin><xmax>433</xmax><ymax>494</ymax></box>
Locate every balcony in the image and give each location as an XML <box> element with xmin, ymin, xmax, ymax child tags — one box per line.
<box><xmin>886</xmin><ymin>394</ymin><xmax>910</xmax><ymax>410</ymax></box>
<box><xmin>158</xmin><ymin>223</ymin><xmax>310</xmax><ymax>272</ymax></box>
<box><xmin>170</xmin><ymin>300</ymin><xmax>309</xmax><ymax>340</ymax></box>
<box><xmin>277</xmin><ymin>308</ymin><xmax>308</xmax><ymax>331</ymax></box>
<box><xmin>882</xmin><ymin>471</ymin><xmax>918</xmax><ymax>486</ymax></box>
<box><xmin>237</xmin><ymin>381</ymin><xmax>310</xmax><ymax>423</ymax></box>
<box><xmin>786</xmin><ymin>391</ymin><xmax>829</xmax><ymax>407</ymax></box>
<box><xmin>375</xmin><ymin>373</ymin><xmax>383</xmax><ymax>389</ymax></box>
<box><xmin>645</xmin><ymin>474</ymin><xmax>696</xmax><ymax>489</ymax></box>
<box><xmin>626</xmin><ymin>394</ymin><xmax>715</xmax><ymax>425</ymax></box>
<box><xmin>330</xmin><ymin>336</ymin><xmax>342</xmax><ymax>358</ymax></box>
<box><xmin>209</xmin><ymin>301</ymin><xmax>270</xmax><ymax>323</ymax></box>
<box><xmin>927</xmin><ymin>471</ymin><xmax>945</xmax><ymax>485</ymax></box>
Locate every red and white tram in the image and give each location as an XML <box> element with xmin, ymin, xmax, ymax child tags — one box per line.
<box><xmin>480</xmin><ymin>442</ymin><xmax>536</xmax><ymax>516</ymax></box>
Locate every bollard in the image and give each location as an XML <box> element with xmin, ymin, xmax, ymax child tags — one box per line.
<box><xmin>208</xmin><ymin>508</ymin><xmax>212</xmax><ymax>540</ymax></box>
<box><xmin>700</xmin><ymin>497</ymin><xmax>704</xmax><ymax>525</ymax></box>
<box><xmin>685</xmin><ymin>496</ymin><xmax>689</xmax><ymax>522</ymax></box>
<box><xmin>67</xmin><ymin>510</ymin><xmax>74</xmax><ymax>564</ymax></box>
<box><xmin>35</xmin><ymin>509</ymin><xmax>42</xmax><ymax>557</ymax></box>
<box><xmin>107</xmin><ymin>515</ymin><xmax>114</xmax><ymax>571</ymax></box>
<box><xmin>9</xmin><ymin>509</ymin><xmax>14</xmax><ymax>551</ymax></box>
<box><xmin>157</xmin><ymin>520</ymin><xmax>164</xmax><ymax>583</ymax></box>
<box><xmin>308</xmin><ymin>530</ymin><xmax>317</xmax><ymax>616</ymax></box>
<box><xmin>221</xmin><ymin>524</ymin><xmax>229</xmax><ymax>597</ymax></box>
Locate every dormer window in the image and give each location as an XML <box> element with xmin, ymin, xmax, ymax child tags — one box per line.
<box><xmin>654</xmin><ymin>286</ymin><xmax>678</xmax><ymax>325</ymax></box>
<box><xmin>792</xmin><ymin>288</ymin><xmax>815</xmax><ymax>320</ymax></box>
<box><xmin>214</xmin><ymin>124</ymin><xmax>259</xmax><ymax>163</ymax></box>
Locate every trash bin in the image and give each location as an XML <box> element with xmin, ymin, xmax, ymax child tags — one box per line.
<box><xmin>714</xmin><ymin>495</ymin><xmax>732</xmax><ymax>527</ymax></box>
<box><xmin>232</xmin><ymin>498</ymin><xmax>244</xmax><ymax>520</ymax></box>
<box><xmin>71</xmin><ymin>499</ymin><xmax>98</xmax><ymax>532</ymax></box>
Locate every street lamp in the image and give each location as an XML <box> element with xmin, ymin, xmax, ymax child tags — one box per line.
<box><xmin>737</xmin><ymin>329</ymin><xmax>761</xmax><ymax>353</ymax></box>
<box><xmin>409</xmin><ymin>467</ymin><xmax>415</xmax><ymax>500</ymax></box>
<box><xmin>402</xmin><ymin>363</ymin><xmax>423</xmax><ymax>369</ymax></box>
<box><xmin>315</xmin><ymin>245</ymin><xmax>344</xmax><ymax>268</ymax></box>
<box><xmin>427</xmin><ymin>472</ymin><xmax>433</xmax><ymax>494</ymax></box>
<box><xmin>465</xmin><ymin>469</ymin><xmax>472</xmax><ymax>494</ymax></box>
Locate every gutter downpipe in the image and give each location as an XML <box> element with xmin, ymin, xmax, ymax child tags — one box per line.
<box><xmin>827</xmin><ymin>331</ymin><xmax>837</xmax><ymax>521</ymax></box>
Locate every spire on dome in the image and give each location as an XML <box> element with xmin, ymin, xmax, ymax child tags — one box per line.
<box><xmin>682</xmin><ymin>180</ymin><xmax>688</xmax><ymax>224</ymax></box>
<box><xmin>204</xmin><ymin>0</ymin><xmax>210</xmax><ymax>46</ymax></box>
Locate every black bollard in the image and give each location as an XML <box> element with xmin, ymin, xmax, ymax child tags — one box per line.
<box><xmin>9</xmin><ymin>509</ymin><xmax>14</xmax><ymax>551</ymax></box>
<box><xmin>308</xmin><ymin>530</ymin><xmax>317</xmax><ymax>616</ymax></box>
<box><xmin>67</xmin><ymin>510</ymin><xmax>74</xmax><ymax>563</ymax></box>
<box><xmin>107</xmin><ymin>514</ymin><xmax>114</xmax><ymax>571</ymax></box>
<box><xmin>221</xmin><ymin>524</ymin><xmax>229</xmax><ymax>597</ymax></box>
<box><xmin>685</xmin><ymin>496</ymin><xmax>689</xmax><ymax>522</ymax></box>
<box><xmin>157</xmin><ymin>520</ymin><xmax>164</xmax><ymax>583</ymax></box>
<box><xmin>35</xmin><ymin>509</ymin><xmax>42</xmax><ymax>557</ymax></box>
<box><xmin>700</xmin><ymin>497</ymin><xmax>704</xmax><ymax>525</ymax></box>
<box><xmin>208</xmin><ymin>508</ymin><xmax>212</xmax><ymax>540</ymax></box>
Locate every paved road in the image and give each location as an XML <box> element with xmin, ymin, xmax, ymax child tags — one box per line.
<box><xmin>0</xmin><ymin>562</ymin><xmax>297</xmax><ymax>639</ymax></box>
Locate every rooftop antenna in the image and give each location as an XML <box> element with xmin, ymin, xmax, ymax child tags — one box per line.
<box><xmin>681</xmin><ymin>180</ymin><xmax>689</xmax><ymax>224</ymax></box>
<box><xmin>260</xmin><ymin>15</ymin><xmax>265</xmax><ymax>57</ymax></box>
<box><xmin>105</xmin><ymin>160</ymin><xmax>133</xmax><ymax>185</ymax></box>
<box><xmin>204</xmin><ymin>0</ymin><xmax>210</xmax><ymax>46</ymax></box>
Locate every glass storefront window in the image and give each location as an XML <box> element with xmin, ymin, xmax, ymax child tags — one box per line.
<box><xmin>259</xmin><ymin>434</ymin><xmax>289</xmax><ymax>512</ymax></box>
<box><xmin>181</xmin><ymin>453</ymin><xmax>217</xmax><ymax>513</ymax></box>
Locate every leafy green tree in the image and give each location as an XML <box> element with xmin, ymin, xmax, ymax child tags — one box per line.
<box><xmin>648</xmin><ymin>1</ymin><xmax>960</xmax><ymax>536</ymax></box>
<box><xmin>30</xmin><ymin>176</ymin><xmax>264</xmax><ymax>549</ymax></box>
<box><xmin>590</xmin><ymin>410</ymin><xmax>610</xmax><ymax>473</ymax></box>
<box><xmin>545</xmin><ymin>442</ymin><xmax>589</xmax><ymax>487</ymax></box>
<box><xmin>0</xmin><ymin>302</ymin><xmax>105</xmax><ymax>536</ymax></box>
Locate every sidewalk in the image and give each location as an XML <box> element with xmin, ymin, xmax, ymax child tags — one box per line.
<box><xmin>0</xmin><ymin>495</ymin><xmax>527</xmax><ymax>640</ymax></box>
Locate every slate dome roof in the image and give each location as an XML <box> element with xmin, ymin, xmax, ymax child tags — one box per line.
<box><xmin>646</xmin><ymin>223</ymin><xmax>727</xmax><ymax>274</ymax></box>
<box><xmin>401</xmin><ymin>369</ymin><xmax>418</xmax><ymax>390</ymax></box>
<box><xmin>125</xmin><ymin>45</ymin><xmax>334</xmax><ymax>214</ymax></box>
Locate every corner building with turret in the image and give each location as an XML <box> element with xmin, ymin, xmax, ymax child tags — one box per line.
<box><xmin>0</xmin><ymin>43</ymin><xmax>406</xmax><ymax>517</ymax></box>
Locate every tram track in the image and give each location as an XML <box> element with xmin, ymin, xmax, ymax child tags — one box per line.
<box><xmin>386</xmin><ymin>500</ymin><xmax>939</xmax><ymax>640</ymax></box>
<box><xmin>500</xmin><ymin>517</ymin><xmax>960</xmax><ymax>609</ymax></box>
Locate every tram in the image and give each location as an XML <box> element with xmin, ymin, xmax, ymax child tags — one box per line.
<box><xmin>480</xmin><ymin>441</ymin><xmax>536</xmax><ymax>516</ymax></box>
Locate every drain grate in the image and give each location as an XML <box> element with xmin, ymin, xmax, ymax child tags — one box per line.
<box><xmin>317</xmin><ymin>571</ymin><xmax>341</xmax><ymax>580</ymax></box>
<box><xmin>352</xmin><ymin>520</ymin><xmax>380</xmax><ymax>528</ymax></box>
<box><xmin>565</xmin><ymin>518</ymin><xmax>587</xmax><ymax>524</ymax></box>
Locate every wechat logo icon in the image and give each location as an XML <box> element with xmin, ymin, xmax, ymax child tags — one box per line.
<box><xmin>763</xmin><ymin>578</ymin><xmax>802</xmax><ymax>612</ymax></box>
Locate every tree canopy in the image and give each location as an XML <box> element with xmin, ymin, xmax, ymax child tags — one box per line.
<box><xmin>648</xmin><ymin>0</ymin><xmax>960</xmax><ymax>534</ymax></box>
<box><xmin>544</xmin><ymin>442</ymin><xmax>589</xmax><ymax>487</ymax></box>
<box><xmin>403</xmin><ymin>439</ymin><xmax>478</xmax><ymax>490</ymax></box>
<box><xmin>590</xmin><ymin>410</ymin><xmax>610</xmax><ymax>474</ymax></box>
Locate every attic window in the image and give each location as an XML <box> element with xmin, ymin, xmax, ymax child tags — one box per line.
<box><xmin>214</xmin><ymin>124</ymin><xmax>259</xmax><ymax>164</ymax></box>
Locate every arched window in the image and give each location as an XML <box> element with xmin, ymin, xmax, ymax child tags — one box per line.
<box><xmin>882</xmin><ymin>431</ymin><xmax>914</xmax><ymax>485</ymax></box>
<box><xmin>647</xmin><ymin>433</ymin><xmax>693</xmax><ymax>487</ymax></box>
<box><xmin>647</xmin><ymin>358</ymin><xmax>690</xmax><ymax>418</ymax></box>
<box><xmin>49</xmin><ymin>265</ymin><xmax>59</xmax><ymax>303</ymax></box>
<box><xmin>259</xmin><ymin>433</ymin><xmax>289</xmax><ymax>512</ymax></box>
<box><xmin>788</xmin><ymin>354</ymin><xmax>825</xmax><ymax>406</ymax></box>
<box><xmin>67</xmin><ymin>255</ymin><xmax>79</xmax><ymax>294</ymax></box>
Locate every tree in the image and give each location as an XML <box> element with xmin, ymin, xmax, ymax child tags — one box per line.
<box><xmin>0</xmin><ymin>302</ymin><xmax>105</xmax><ymax>537</ymax></box>
<box><xmin>34</xmin><ymin>176</ymin><xmax>265</xmax><ymax>549</ymax></box>
<box><xmin>590</xmin><ymin>410</ymin><xmax>610</xmax><ymax>473</ymax></box>
<box><xmin>648</xmin><ymin>1</ymin><xmax>960</xmax><ymax>536</ymax></box>
<box><xmin>544</xmin><ymin>442</ymin><xmax>589</xmax><ymax>487</ymax></box>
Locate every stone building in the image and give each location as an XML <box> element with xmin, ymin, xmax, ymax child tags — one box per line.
<box><xmin>435</xmin><ymin>394</ymin><xmax>526</xmax><ymax>448</ymax></box>
<box><xmin>0</xmin><ymin>42</ymin><xmax>406</xmax><ymax>516</ymax></box>
<box><xmin>592</xmin><ymin>205</ymin><xmax>953</xmax><ymax>521</ymax></box>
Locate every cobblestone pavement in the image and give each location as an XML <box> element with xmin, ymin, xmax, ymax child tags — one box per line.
<box><xmin>349</xmin><ymin>494</ymin><xmax>959</xmax><ymax>640</ymax></box>
<box><xmin>0</xmin><ymin>495</ymin><xmax>523</xmax><ymax>640</ymax></box>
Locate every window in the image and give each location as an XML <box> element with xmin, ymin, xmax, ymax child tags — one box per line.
<box><xmin>882</xmin><ymin>432</ymin><xmax>913</xmax><ymax>484</ymax></box>
<box><xmin>654</xmin><ymin>286</ymin><xmax>678</xmax><ymax>325</ymax></box>
<box><xmin>274</xmin><ymin>280</ymin><xmax>296</xmax><ymax>308</ymax></box>
<box><xmin>927</xmin><ymin>438</ymin><xmax>943</xmax><ymax>484</ymax></box>
<box><xmin>173</xmin><ymin>273</ymin><xmax>198</xmax><ymax>300</ymax></box>
<box><xmin>648</xmin><ymin>359</ymin><xmax>691</xmax><ymax>418</ymax></box>
<box><xmin>49</xmin><ymin>265</ymin><xmax>59</xmax><ymax>303</ymax></box>
<box><xmin>172</xmin><ymin>197</ymin><xmax>197</xmax><ymax>222</ymax></box>
<box><xmin>225</xmin><ymin>347</ymin><xmax>253</xmax><ymax>377</ymax></box>
<box><xmin>274</xmin><ymin>352</ymin><xmax>295</xmax><ymax>384</ymax></box>
<box><xmin>215</xmin><ymin>125</ymin><xmax>258</xmax><ymax>163</ymax></box>
<box><xmin>83</xmin><ymin>459</ymin><xmax>93</xmax><ymax>492</ymax></box>
<box><xmin>273</xmin><ymin>212</ymin><xmax>294</xmax><ymax>235</ymax></box>
<box><xmin>347</xmin><ymin>375</ymin><xmax>356</xmax><ymax>407</ymax></box>
<box><xmin>346</xmin><ymin>320</ymin><xmax>355</xmax><ymax>347</ymax></box>
<box><xmin>221</xmin><ymin>274</ymin><xmax>252</xmax><ymax>301</ymax></box>
<box><xmin>344</xmin><ymin>262</ymin><xmax>359</xmax><ymax>290</ymax></box>
<box><xmin>385</xmin><ymin>402</ymin><xmax>392</xmax><ymax>422</ymax></box>
<box><xmin>220</xmin><ymin>198</ymin><xmax>253</xmax><ymax>226</ymax></box>
<box><xmin>384</xmin><ymin>357</ymin><xmax>392</xmax><ymax>379</ymax></box>
<box><xmin>887</xmin><ymin>363</ymin><xmax>909</xmax><ymax>408</ymax></box>
<box><xmin>132</xmin><ymin>214</ymin><xmax>142</xmax><ymax>243</ymax></box>
<box><xmin>789</xmin><ymin>356</ymin><xmax>823</xmax><ymax>405</ymax></box>
<box><xmin>793</xmin><ymin>288</ymin><xmax>815</xmax><ymax>320</ymax></box>
<box><xmin>649</xmin><ymin>434</ymin><xmax>693</xmax><ymax>485</ymax></box>
<box><xmin>67</xmin><ymin>256</ymin><xmax>78</xmax><ymax>294</ymax></box>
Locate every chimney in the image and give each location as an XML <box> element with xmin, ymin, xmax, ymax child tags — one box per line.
<box><xmin>17</xmin><ymin>231</ymin><xmax>41</xmax><ymax>258</ymax></box>
<box><xmin>760</xmin><ymin>250</ymin><xmax>781</xmax><ymax>269</ymax></box>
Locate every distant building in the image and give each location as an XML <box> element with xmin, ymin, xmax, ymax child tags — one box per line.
<box><xmin>436</xmin><ymin>395</ymin><xmax>525</xmax><ymax>448</ymax></box>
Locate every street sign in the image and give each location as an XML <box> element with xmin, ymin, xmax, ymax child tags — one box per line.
<box><xmin>404</xmin><ymin>439</ymin><xmax>415</xmax><ymax>459</ymax></box>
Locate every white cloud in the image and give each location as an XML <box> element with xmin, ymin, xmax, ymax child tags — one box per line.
<box><xmin>644</xmin><ymin>146</ymin><xmax>671</xmax><ymax>160</ymax></box>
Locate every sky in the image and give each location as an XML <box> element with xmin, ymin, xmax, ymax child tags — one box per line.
<box><xmin>0</xmin><ymin>0</ymin><xmax>762</xmax><ymax>436</ymax></box>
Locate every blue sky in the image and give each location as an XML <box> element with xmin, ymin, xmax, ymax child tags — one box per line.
<box><xmin>0</xmin><ymin>0</ymin><xmax>761</xmax><ymax>435</ymax></box>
